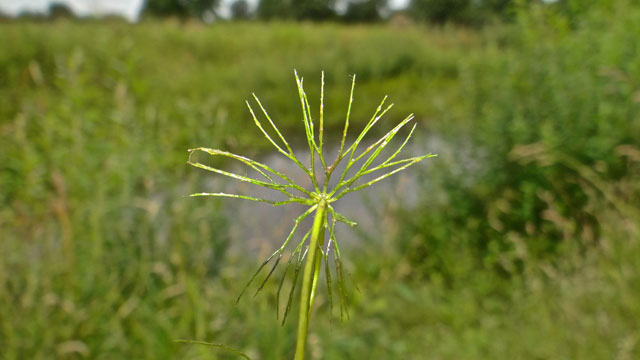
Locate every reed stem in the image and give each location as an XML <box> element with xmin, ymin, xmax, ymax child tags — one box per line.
<box><xmin>294</xmin><ymin>199</ymin><xmax>327</xmax><ymax>360</ymax></box>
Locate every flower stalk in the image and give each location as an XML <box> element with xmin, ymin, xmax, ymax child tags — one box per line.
<box><xmin>295</xmin><ymin>198</ymin><xmax>326</xmax><ymax>360</ymax></box>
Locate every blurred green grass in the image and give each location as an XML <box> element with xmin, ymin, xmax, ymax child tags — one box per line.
<box><xmin>2</xmin><ymin>7</ymin><xmax>640</xmax><ymax>359</ymax></box>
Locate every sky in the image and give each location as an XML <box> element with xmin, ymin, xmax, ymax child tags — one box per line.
<box><xmin>0</xmin><ymin>0</ymin><xmax>145</xmax><ymax>21</ymax></box>
<box><xmin>0</xmin><ymin>0</ymin><xmax>410</xmax><ymax>22</ymax></box>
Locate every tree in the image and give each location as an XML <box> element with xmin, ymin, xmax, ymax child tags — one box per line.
<box><xmin>343</xmin><ymin>0</ymin><xmax>387</xmax><ymax>23</ymax></box>
<box><xmin>257</xmin><ymin>0</ymin><xmax>294</xmax><ymax>20</ymax></box>
<box><xmin>257</xmin><ymin>0</ymin><xmax>335</xmax><ymax>21</ymax></box>
<box><xmin>410</xmin><ymin>0</ymin><xmax>522</xmax><ymax>25</ymax></box>
<box><xmin>231</xmin><ymin>0</ymin><xmax>250</xmax><ymax>19</ymax></box>
<box><xmin>410</xmin><ymin>0</ymin><xmax>471</xmax><ymax>24</ymax></box>
<box><xmin>291</xmin><ymin>0</ymin><xmax>336</xmax><ymax>21</ymax></box>
<box><xmin>49</xmin><ymin>2</ymin><xmax>75</xmax><ymax>19</ymax></box>
<box><xmin>144</xmin><ymin>0</ymin><xmax>219</xmax><ymax>20</ymax></box>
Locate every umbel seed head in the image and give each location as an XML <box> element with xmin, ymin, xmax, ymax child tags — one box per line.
<box><xmin>188</xmin><ymin>71</ymin><xmax>436</xmax><ymax>322</ymax></box>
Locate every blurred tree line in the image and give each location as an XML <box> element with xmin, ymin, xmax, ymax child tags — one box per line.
<box><xmin>0</xmin><ymin>0</ymin><xmax>597</xmax><ymax>26</ymax></box>
<box><xmin>6</xmin><ymin>0</ymin><xmax>578</xmax><ymax>26</ymax></box>
<box><xmin>141</xmin><ymin>0</ymin><xmax>533</xmax><ymax>24</ymax></box>
<box><xmin>143</xmin><ymin>0</ymin><xmax>386</xmax><ymax>22</ymax></box>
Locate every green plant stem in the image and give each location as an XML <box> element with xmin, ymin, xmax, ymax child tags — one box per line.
<box><xmin>294</xmin><ymin>199</ymin><xmax>327</xmax><ymax>360</ymax></box>
<box><xmin>308</xmin><ymin>223</ymin><xmax>325</xmax><ymax>312</ymax></box>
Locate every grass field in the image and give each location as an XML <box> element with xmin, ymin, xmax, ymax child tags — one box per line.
<box><xmin>1</xmin><ymin>4</ymin><xmax>640</xmax><ymax>358</ymax></box>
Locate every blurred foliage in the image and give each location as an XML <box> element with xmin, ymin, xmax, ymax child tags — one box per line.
<box><xmin>291</xmin><ymin>0</ymin><xmax>336</xmax><ymax>21</ymax></box>
<box><xmin>48</xmin><ymin>3</ymin><xmax>74</xmax><ymax>19</ymax></box>
<box><xmin>256</xmin><ymin>0</ymin><xmax>337</xmax><ymax>21</ymax></box>
<box><xmin>257</xmin><ymin>0</ymin><xmax>295</xmax><ymax>20</ymax></box>
<box><xmin>399</xmin><ymin>0</ymin><xmax>640</xmax><ymax>281</ymax></box>
<box><xmin>231</xmin><ymin>0</ymin><xmax>251</xmax><ymax>20</ymax></box>
<box><xmin>144</xmin><ymin>0</ymin><xmax>220</xmax><ymax>20</ymax></box>
<box><xmin>409</xmin><ymin>0</ymin><xmax>521</xmax><ymax>25</ymax></box>
<box><xmin>343</xmin><ymin>0</ymin><xmax>386</xmax><ymax>23</ymax></box>
<box><xmin>410</xmin><ymin>0</ymin><xmax>472</xmax><ymax>24</ymax></box>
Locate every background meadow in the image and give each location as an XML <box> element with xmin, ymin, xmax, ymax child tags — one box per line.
<box><xmin>1</xmin><ymin>1</ymin><xmax>639</xmax><ymax>358</ymax></box>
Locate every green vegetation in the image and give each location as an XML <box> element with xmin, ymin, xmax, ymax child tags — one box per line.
<box><xmin>400</xmin><ymin>0</ymin><xmax>640</xmax><ymax>279</ymax></box>
<box><xmin>0</xmin><ymin>20</ymin><xmax>472</xmax><ymax>359</ymax></box>
<box><xmin>409</xmin><ymin>0</ymin><xmax>520</xmax><ymax>25</ymax></box>
<box><xmin>1</xmin><ymin>1</ymin><xmax>640</xmax><ymax>358</ymax></box>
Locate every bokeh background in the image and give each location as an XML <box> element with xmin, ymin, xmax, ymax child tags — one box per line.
<box><xmin>1</xmin><ymin>0</ymin><xmax>640</xmax><ymax>359</ymax></box>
